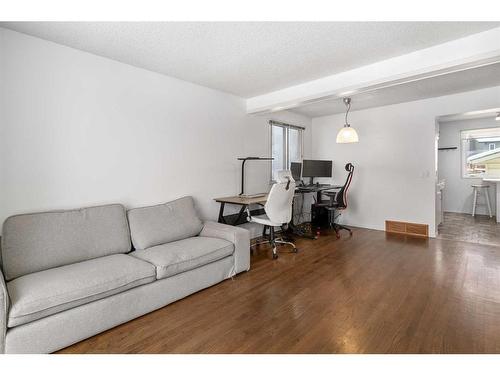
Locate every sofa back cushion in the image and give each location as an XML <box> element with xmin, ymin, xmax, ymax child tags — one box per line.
<box><xmin>127</xmin><ymin>196</ymin><xmax>203</xmax><ymax>250</ymax></box>
<box><xmin>1</xmin><ymin>204</ymin><xmax>131</xmax><ymax>281</ymax></box>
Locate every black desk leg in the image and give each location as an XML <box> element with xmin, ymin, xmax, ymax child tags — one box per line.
<box><xmin>233</xmin><ymin>205</ymin><xmax>247</xmax><ymax>226</ymax></box>
<box><xmin>218</xmin><ymin>203</ymin><xmax>249</xmax><ymax>226</ymax></box>
<box><xmin>218</xmin><ymin>202</ymin><xmax>226</xmax><ymax>224</ymax></box>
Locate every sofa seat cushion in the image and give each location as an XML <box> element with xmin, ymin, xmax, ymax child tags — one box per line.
<box><xmin>7</xmin><ymin>254</ymin><xmax>156</xmax><ymax>328</ymax></box>
<box><xmin>131</xmin><ymin>236</ymin><xmax>234</xmax><ymax>280</ymax></box>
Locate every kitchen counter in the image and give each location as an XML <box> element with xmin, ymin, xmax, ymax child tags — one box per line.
<box><xmin>483</xmin><ymin>177</ymin><xmax>500</xmax><ymax>222</ymax></box>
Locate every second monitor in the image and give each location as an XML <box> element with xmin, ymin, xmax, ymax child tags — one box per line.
<box><xmin>302</xmin><ymin>159</ymin><xmax>332</xmax><ymax>185</ymax></box>
<box><xmin>290</xmin><ymin>162</ymin><xmax>302</xmax><ymax>182</ymax></box>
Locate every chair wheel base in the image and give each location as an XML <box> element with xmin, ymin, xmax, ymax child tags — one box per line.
<box><xmin>272</xmin><ymin>253</ymin><xmax>278</xmax><ymax>260</ymax></box>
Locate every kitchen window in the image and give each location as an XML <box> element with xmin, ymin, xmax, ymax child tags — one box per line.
<box><xmin>461</xmin><ymin>127</ymin><xmax>500</xmax><ymax>178</ymax></box>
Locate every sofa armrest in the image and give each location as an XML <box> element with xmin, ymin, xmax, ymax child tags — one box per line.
<box><xmin>200</xmin><ymin>221</ymin><xmax>250</xmax><ymax>274</ymax></box>
<box><xmin>0</xmin><ymin>267</ymin><xmax>8</xmax><ymax>354</ymax></box>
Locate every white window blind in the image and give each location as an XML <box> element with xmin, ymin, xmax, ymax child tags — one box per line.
<box><xmin>270</xmin><ymin>120</ymin><xmax>304</xmax><ymax>181</ymax></box>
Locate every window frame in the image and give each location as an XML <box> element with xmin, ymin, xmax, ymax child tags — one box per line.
<box><xmin>269</xmin><ymin>120</ymin><xmax>304</xmax><ymax>182</ymax></box>
<box><xmin>460</xmin><ymin>127</ymin><xmax>500</xmax><ymax>179</ymax></box>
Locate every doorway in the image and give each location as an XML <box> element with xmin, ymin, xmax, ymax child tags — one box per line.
<box><xmin>436</xmin><ymin>109</ymin><xmax>500</xmax><ymax>246</ymax></box>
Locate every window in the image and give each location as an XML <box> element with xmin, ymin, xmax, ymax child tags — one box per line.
<box><xmin>461</xmin><ymin>127</ymin><xmax>500</xmax><ymax>178</ymax></box>
<box><xmin>270</xmin><ymin>121</ymin><xmax>304</xmax><ymax>181</ymax></box>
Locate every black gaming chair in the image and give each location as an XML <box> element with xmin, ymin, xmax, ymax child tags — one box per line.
<box><xmin>321</xmin><ymin>163</ymin><xmax>354</xmax><ymax>238</ymax></box>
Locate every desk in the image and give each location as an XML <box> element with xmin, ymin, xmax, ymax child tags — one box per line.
<box><xmin>291</xmin><ymin>185</ymin><xmax>342</xmax><ymax>238</ymax></box>
<box><xmin>214</xmin><ymin>184</ymin><xmax>342</xmax><ymax>227</ymax></box>
<box><xmin>214</xmin><ymin>195</ymin><xmax>268</xmax><ymax>226</ymax></box>
<box><xmin>296</xmin><ymin>184</ymin><xmax>343</xmax><ymax>203</ymax></box>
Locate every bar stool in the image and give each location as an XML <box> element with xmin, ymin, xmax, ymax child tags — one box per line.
<box><xmin>471</xmin><ymin>184</ymin><xmax>492</xmax><ymax>218</ymax></box>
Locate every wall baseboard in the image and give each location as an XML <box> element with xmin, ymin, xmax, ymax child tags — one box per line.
<box><xmin>385</xmin><ymin>220</ymin><xmax>429</xmax><ymax>237</ymax></box>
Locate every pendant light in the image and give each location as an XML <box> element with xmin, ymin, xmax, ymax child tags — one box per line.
<box><xmin>336</xmin><ymin>97</ymin><xmax>359</xmax><ymax>143</ymax></box>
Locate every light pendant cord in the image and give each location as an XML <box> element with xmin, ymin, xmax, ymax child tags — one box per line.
<box><xmin>343</xmin><ymin>97</ymin><xmax>351</xmax><ymax>126</ymax></box>
<box><xmin>345</xmin><ymin>102</ymin><xmax>351</xmax><ymax>126</ymax></box>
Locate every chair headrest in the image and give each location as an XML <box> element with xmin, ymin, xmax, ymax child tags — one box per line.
<box><xmin>276</xmin><ymin>170</ymin><xmax>295</xmax><ymax>184</ymax></box>
<box><xmin>276</xmin><ymin>170</ymin><xmax>295</xmax><ymax>190</ymax></box>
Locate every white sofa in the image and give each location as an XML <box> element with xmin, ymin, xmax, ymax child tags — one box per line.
<box><xmin>0</xmin><ymin>196</ymin><xmax>250</xmax><ymax>353</ymax></box>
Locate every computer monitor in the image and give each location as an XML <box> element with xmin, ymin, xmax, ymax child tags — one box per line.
<box><xmin>290</xmin><ymin>162</ymin><xmax>302</xmax><ymax>181</ymax></box>
<box><xmin>302</xmin><ymin>160</ymin><xmax>332</xmax><ymax>183</ymax></box>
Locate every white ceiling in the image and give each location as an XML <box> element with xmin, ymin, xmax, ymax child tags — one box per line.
<box><xmin>1</xmin><ymin>22</ymin><xmax>499</xmax><ymax>98</ymax></box>
<box><xmin>290</xmin><ymin>62</ymin><xmax>500</xmax><ymax>118</ymax></box>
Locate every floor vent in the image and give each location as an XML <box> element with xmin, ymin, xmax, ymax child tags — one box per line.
<box><xmin>385</xmin><ymin>220</ymin><xmax>428</xmax><ymax>237</ymax></box>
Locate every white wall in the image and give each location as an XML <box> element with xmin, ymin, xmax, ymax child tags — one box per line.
<box><xmin>8</xmin><ymin>25</ymin><xmax>499</xmax><ymax>240</ymax></box>
<box><xmin>438</xmin><ymin>117</ymin><xmax>499</xmax><ymax>216</ymax></box>
<box><xmin>0</xmin><ymin>28</ymin><xmax>311</xmax><ymax>233</ymax></box>
<box><xmin>311</xmin><ymin>86</ymin><xmax>500</xmax><ymax>237</ymax></box>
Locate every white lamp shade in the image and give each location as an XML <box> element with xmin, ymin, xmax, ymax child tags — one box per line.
<box><xmin>336</xmin><ymin>126</ymin><xmax>359</xmax><ymax>143</ymax></box>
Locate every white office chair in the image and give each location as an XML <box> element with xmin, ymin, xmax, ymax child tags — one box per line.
<box><xmin>247</xmin><ymin>170</ymin><xmax>297</xmax><ymax>259</ymax></box>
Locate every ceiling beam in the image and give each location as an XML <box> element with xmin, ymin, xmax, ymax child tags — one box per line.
<box><xmin>437</xmin><ymin>107</ymin><xmax>500</xmax><ymax>123</ymax></box>
<box><xmin>246</xmin><ymin>27</ymin><xmax>500</xmax><ymax>114</ymax></box>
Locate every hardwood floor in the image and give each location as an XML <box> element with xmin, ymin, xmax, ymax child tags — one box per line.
<box><xmin>438</xmin><ymin>211</ymin><xmax>500</xmax><ymax>247</ymax></box>
<box><xmin>58</xmin><ymin>227</ymin><xmax>500</xmax><ymax>354</ymax></box>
